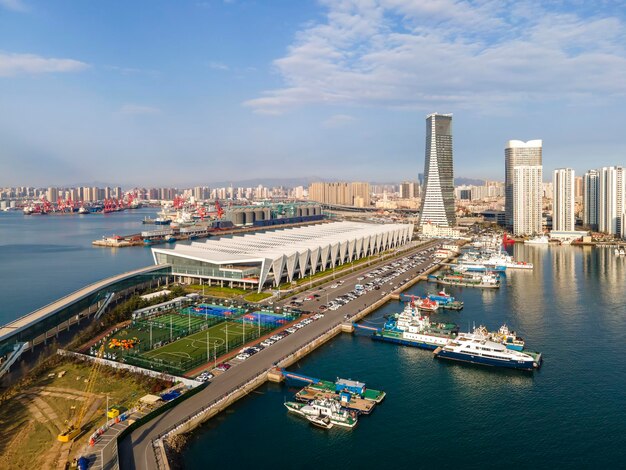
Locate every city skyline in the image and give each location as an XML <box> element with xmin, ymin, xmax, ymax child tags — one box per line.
<box><xmin>2</xmin><ymin>1</ymin><xmax>626</xmax><ymax>186</ymax></box>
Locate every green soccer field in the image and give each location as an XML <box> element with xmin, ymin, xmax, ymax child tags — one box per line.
<box><xmin>140</xmin><ymin>318</ymin><xmax>263</xmax><ymax>366</ymax></box>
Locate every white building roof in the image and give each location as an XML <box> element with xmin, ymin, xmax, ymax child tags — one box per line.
<box><xmin>152</xmin><ymin>222</ymin><xmax>414</xmax><ymax>290</ymax></box>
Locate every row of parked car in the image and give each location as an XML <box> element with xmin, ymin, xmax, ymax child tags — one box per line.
<box><xmin>322</xmin><ymin>243</ymin><xmax>445</xmax><ymax>310</ymax></box>
<box><xmin>233</xmin><ymin>312</ymin><xmax>326</xmax><ymax>362</ymax></box>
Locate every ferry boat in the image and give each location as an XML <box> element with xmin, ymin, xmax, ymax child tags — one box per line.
<box><xmin>372</xmin><ymin>301</ymin><xmax>459</xmax><ymax>350</ymax></box>
<box><xmin>285</xmin><ymin>399</ymin><xmax>358</xmax><ymax>428</ymax></box>
<box><xmin>433</xmin><ymin>330</ymin><xmax>542</xmax><ymax>371</ymax></box>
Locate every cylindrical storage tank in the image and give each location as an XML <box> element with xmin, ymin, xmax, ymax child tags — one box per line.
<box><xmin>254</xmin><ymin>209</ymin><xmax>265</xmax><ymax>221</ymax></box>
<box><xmin>244</xmin><ymin>210</ymin><xmax>255</xmax><ymax>225</ymax></box>
<box><xmin>264</xmin><ymin>208</ymin><xmax>271</xmax><ymax>221</ymax></box>
<box><xmin>314</xmin><ymin>206</ymin><xmax>321</xmax><ymax>215</ymax></box>
<box><xmin>297</xmin><ymin>207</ymin><xmax>304</xmax><ymax>217</ymax></box>
<box><xmin>232</xmin><ymin>210</ymin><xmax>245</xmax><ymax>226</ymax></box>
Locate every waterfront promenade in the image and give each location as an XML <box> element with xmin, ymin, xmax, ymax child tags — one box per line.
<box><xmin>118</xmin><ymin>240</ymin><xmax>441</xmax><ymax>470</ymax></box>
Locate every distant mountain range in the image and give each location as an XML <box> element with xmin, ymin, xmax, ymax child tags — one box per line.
<box><xmin>61</xmin><ymin>176</ymin><xmax>487</xmax><ymax>189</ymax></box>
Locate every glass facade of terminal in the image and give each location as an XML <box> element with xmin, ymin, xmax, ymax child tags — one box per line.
<box><xmin>155</xmin><ymin>253</ymin><xmax>261</xmax><ymax>281</ymax></box>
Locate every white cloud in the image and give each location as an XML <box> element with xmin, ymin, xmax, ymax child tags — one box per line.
<box><xmin>244</xmin><ymin>0</ymin><xmax>626</xmax><ymax>114</ymax></box>
<box><xmin>0</xmin><ymin>0</ymin><xmax>28</xmax><ymax>12</ymax></box>
<box><xmin>0</xmin><ymin>52</ymin><xmax>88</xmax><ymax>76</ymax></box>
<box><xmin>322</xmin><ymin>113</ymin><xmax>355</xmax><ymax>128</ymax></box>
<box><xmin>118</xmin><ymin>104</ymin><xmax>162</xmax><ymax>115</ymax></box>
<box><xmin>209</xmin><ymin>61</ymin><xmax>230</xmax><ymax>71</ymax></box>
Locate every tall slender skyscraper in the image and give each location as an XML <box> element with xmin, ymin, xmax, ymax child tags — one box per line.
<box><xmin>553</xmin><ymin>168</ymin><xmax>575</xmax><ymax>232</ymax></box>
<box><xmin>583</xmin><ymin>170</ymin><xmax>599</xmax><ymax>230</ymax></box>
<box><xmin>505</xmin><ymin>140</ymin><xmax>542</xmax><ymax>228</ymax></box>
<box><xmin>419</xmin><ymin>113</ymin><xmax>455</xmax><ymax>227</ymax></box>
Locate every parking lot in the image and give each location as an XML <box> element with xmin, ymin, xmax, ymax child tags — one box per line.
<box><xmin>190</xmin><ymin>240</ymin><xmax>448</xmax><ymax>380</ymax></box>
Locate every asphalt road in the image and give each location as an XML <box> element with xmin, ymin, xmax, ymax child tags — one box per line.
<box><xmin>118</xmin><ymin>239</ymin><xmax>442</xmax><ymax>470</ymax></box>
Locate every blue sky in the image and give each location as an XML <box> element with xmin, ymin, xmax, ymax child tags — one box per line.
<box><xmin>1</xmin><ymin>0</ymin><xmax>626</xmax><ymax>187</ymax></box>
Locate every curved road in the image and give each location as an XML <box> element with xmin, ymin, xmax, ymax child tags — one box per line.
<box><xmin>119</xmin><ymin>240</ymin><xmax>441</xmax><ymax>470</ymax></box>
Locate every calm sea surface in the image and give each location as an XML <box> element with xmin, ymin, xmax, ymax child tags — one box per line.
<box><xmin>0</xmin><ymin>209</ymin><xmax>154</xmax><ymax>325</ymax></box>
<box><xmin>1</xmin><ymin>214</ymin><xmax>624</xmax><ymax>468</ymax></box>
<box><xmin>182</xmin><ymin>244</ymin><xmax>626</xmax><ymax>469</ymax></box>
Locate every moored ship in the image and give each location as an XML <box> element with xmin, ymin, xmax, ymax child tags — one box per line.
<box><xmin>433</xmin><ymin>330</ymin><xmax>542</xmax><ymax>371</ymax></box>
<box><xmin>428</xmin><ymin>271</ymin><xmax>500</xmax><ymax>289</ymax></box>
<box><xmin>285</xmin><ymin>398</ymin><xmax>358</xmax><ymax>428</ymax></box>
<box><xmin>372</xmin><ymin>301</ymin><xmax>459</xmax><ymax>350</ymax></box>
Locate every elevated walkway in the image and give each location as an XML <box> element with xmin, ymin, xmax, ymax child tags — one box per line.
<box><xmin>0</xmin><ymin>265</ymin><xmax>171</xmax><ymax>358</ymax></box>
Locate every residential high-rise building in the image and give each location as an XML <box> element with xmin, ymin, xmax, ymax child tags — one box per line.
<box><xmin>400</xmin><ymin>181</ymin><xmax>419</xmax><ymax>199</ymax></box>
<box><xmin>513</xmin><ymin>165</ymin><xmax>543</xmax><ymax>236</ymax></box>
<box><xmin>350</xmin><ymin>182</ymin><xmax>371</xmax><ymax>207</ymax></box>
<box><xmin>46</xmin><ymin>187</ymin><xmax>58</xmax><ymax>203</ymax></box>
<box><xmin>419</xmin><ymin>113</ymin><xmax>455</xmax><ymax>227</ymax></box>
<box><xmin>308</xmin><ymin>182</ymin><xmax>370</xmax><ymax>207</ymax></box>
<box><xmin>574</xmin><ymin>176</ymin><xmax>584</xmax><ymax>198</ymax></box>
<box><xmin>583</xmin><ymin>170</ymin><xmax>599</xmax><ymax>230</ymax></box>
<box><xmin>505</xmin><ymin>140</ymin><xmax>542</xmax><ymax>228</ymax></box>
<box><xmin>598</xmin><ymin>166</ymin><xmax>625</xmax><ymax>235</ymax></box>
<box><xmin>553</xmin><ymin>168</ymin><xmax>575</xmax><ymax>232</ymax></box>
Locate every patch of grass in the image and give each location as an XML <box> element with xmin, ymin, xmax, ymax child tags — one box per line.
<box><xmin>0</xmin><ymin>358</ymin><xmax>170</xmax><ymax>470</ymax></box>
<box><xmin>243</xmin><ymin>292</ymin><xmax>272</xmax><ymax>302</ymax></box>
<box><xmin>184</xmin><ymin>285</ymin><xmax>248</xmax><ymax>298</ymax></box>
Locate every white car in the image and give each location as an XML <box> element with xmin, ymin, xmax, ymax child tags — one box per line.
<box><xmin>236</xmin><ymin>353</ymin><xmax>250</xmax><ymax>360</ymax></box>
<box><xmin>286</xmin><ymin>327</ymin><xmax>297</xmax><ymax>333</ymax></box>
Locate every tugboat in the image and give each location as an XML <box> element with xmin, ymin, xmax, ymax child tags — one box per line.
<box><xmin>426</xmin><ymin>289</ymin><xmax>464</xmax><ymax>311</ymax></box>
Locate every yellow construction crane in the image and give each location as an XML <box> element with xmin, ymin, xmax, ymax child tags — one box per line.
<box><xmin>58</xmin><ymin>344</ymin><xmax>106</xmax><ymax>442</ymax></box>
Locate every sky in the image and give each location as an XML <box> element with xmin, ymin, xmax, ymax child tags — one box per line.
<box><xmin>1</xmin><ymin>0</ymin><xmax>626</xmax><ymax>187</ymax></box>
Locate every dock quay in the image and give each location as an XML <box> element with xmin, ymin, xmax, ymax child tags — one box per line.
<box><xmin>92</xmin><ymin>218</ymin><xmax>329</xmax><ymax>248</ymax></box>
<box><xmin>89</xmin><ymin>239</ymin><xmax>450</xmax><ymax>469</ymax></box>
<box><xmin>295</xmin><ymin>386</ymin><xmax>376</xmax><ymax>414</ymax></box>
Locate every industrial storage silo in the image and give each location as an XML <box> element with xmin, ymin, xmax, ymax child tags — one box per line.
<box><xmin>244</xmin><ymin>209</ymin><xmax>255</xmax><ymax>225</ymax></box>
<box><xmin>254</xmin><ymin>208</ymin><xmax>265</xmax><ymax>221</ymax></box>
<box><xmin>232</xmin><ymin>209</ymin><xmax>245</xmax><ymax>226</ymax></box>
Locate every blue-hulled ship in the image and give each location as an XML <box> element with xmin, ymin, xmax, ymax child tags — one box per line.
<box><xmin>433</xmin><ymin>329</ymin><xmax>542</xmax><ymax>371</ymax></box>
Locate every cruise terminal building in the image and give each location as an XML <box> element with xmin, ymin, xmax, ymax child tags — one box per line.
<box><xmin>152</xmin><ymin>222</ymin><xmax>414</xmax><ymax>292</ymax></box>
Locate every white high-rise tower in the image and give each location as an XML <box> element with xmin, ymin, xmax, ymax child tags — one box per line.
<box><xmin>505</xmin><ymin>140</ymin><xmax>542</xmax><ymax>228</ymax></box>
<box><xmin>513</xmin><ymin>165</ymin><xmax>543</xmax><ymax>236</ymax></box>
<box><xmin>598</xmin><ymin>166</ymin><xmax>625</xmax><ymax>235</ymax></box>
<box><xmin>553</xmin><ymin>168</ymin><xmax>575</xmax><ymax>232</ymax></box>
